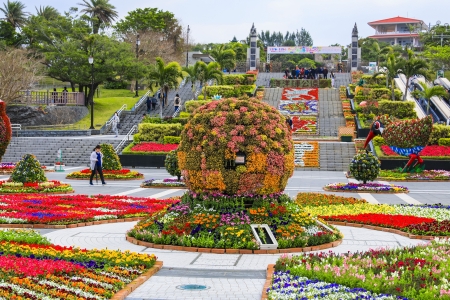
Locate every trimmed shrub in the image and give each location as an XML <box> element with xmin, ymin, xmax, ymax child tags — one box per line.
<box><xmin>383</xmin><ymin>115</ymin><xmax>433</xmax><ymax>148</ymax></box>
<box><xmin>361</xmin><ymin>75</ymin><xmax>385</xmax><ymax>85</ymax></box>
<box><xmin>378</xmin><ymin>100</ymin><xmax>417</xmax><ymax>119</ymax></box>
<box><xmin>165</xmin><ymin>150</ymin><xmax>181</xmax><ymax>180</ymax></box>
<box><xmin>163</xmin><ymin>136</ymin><xmax>181</xmax><ymax>144</ymax></box>
<box><xmin>185</xmin><ymin>100</ymin><xmax>212</xmax><ymax>113</ymax></box>
<box><xmin>0</xmin><ymin>100</ymin><xmax>12</xmax><ymax>161</ymax></box>
<box><xmin>11</xmin><ymin>154</ymin><xmax>47</xmax><ymax>183</ymax></box>
<box><xmin>349</xmin><ymin>151</ymin><xmax>380</xmax><ymax>184</ymax></box>
<box><xmin>179</xmin><ymin>112</ymin><xmax>190</xmax><ymax>118</ymax></box>
<box><xmin>222</xmin><ymin>74</ymin><xmax>246</xmax><ymax>85</ymax></box>
<box><xmin>372</xmin><ymin>136</ymin><xmax>386</xmax><ymax>147</ymax></box>
<box><xmin>136</xmin><ymin>123</ymin><xmax>183</xmax><ymax>142</ymax></box>
<box><xmin>100</xmin><ymin>143</ymin><xmax>122</xmax><ymax>170</ymax></box>
<box><xmin>142</xmin><ymin>117</ymin><xmax>188</xmax><ymax>125</ymax></box>
<box><xmin>178</xmin><ymin>98</ymin><xmax>294</xmax><ymax>195</ymax></box>
<box><xmin>370</xmin><ymin>88</ymin><xmax>390</xmax><ymax>99</ymax></box>
<box><xmin>430</xmin><ymin>124</ymin><xmax>450</xmax><ymax>145</ymax></box>
<box><xmin>438</xmin><ymin>138</ymin><xmax>450</xmax><ymax>146</ymax></box>
<box><xmin>203</xmin><ymin>85</ymin><xmax>256</xmax><ymax>98</ymax></box>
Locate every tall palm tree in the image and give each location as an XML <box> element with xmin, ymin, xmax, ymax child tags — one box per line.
<box><xmin>372</xmin><ymin>53</ymin><xmax>403</xmax><ymax>100</ymax></box>
<box><xmin>416</xmin><ymin>81</ymin><xmax>448</xmax><ymax>115</ymax></box>
<box><xmin>147</xmin><ymin>57</ymin><xmax>183</xmax><ymax>118</ymax></box>
<box><xmin>398</xmin><ymin>50</ymin><xmax>429</xmax><ymax>100</ymax></box>
<box><xmin>0</xmin><ymin>0</ymin><xmax>27</xmax><ymax>29</ymax></box>
<box><xmin>195</xmin><ymin>61</ymin><xmax>223</xmax><ymax>100</ymax></box>
<box><xmin>35</xmin><ymin>5</ymin><xmax>59</xmax><ymax>20</ymax></box>
<box><xmin>370</xmin><ymin>42</ymin><xmax>392</xmax><ymax>70</ymax></box>
<box><xmin>182</xmin><ymin>64</ymin><xmax>199</xmax><ymax>94</ymax></box>
<box><xmin>78</xmin><ymin>0</ymin><xmax>118</xmax><ymax>34</ymax></box>
<box><xmin>210</xmin><ymin>44</ymin><xmax>236</xmax><ymax>71</ymax></box>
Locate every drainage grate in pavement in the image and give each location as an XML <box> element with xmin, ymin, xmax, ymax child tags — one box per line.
<box><xmin>176</xmin><ymin>284</ymin><xmax>210</xmax><ymax>290</ymax></box>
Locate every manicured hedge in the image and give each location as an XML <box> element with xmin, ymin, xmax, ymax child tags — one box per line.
<box><xmin>163</xmin><ymin>136</ymin><xmax>181</xmax><ymax>144</ymax></box>
<box><xmin>430</xmin><ymin>124</ymin><xmax>450</xmax><ymax>145</ymax></box>
<box><xmin>185</xmin><ymin>100</ymin><xmax>212</xmax><ymax>113</ymax></box>
<box><xmin>142</xmin><ymin>117</ymin><xmax>188</xmax><ymax>125</ymax></box>
<box><xmin>378</xmin><ymin>100</ymin><xmax>417</xmax><ymax>119</ymax></box>
<box><xmin>203</xmin><ymin>85</ymin><xmax>256</xmax><ymax>98</ymax></box>
<box><xmin>439</xmin><ymin>138</ymin><xmax>450</xmax><ymax>146</ymax></box>
<box><xmin>134</xmin><ymin>123</ymin><xmax>183</xmax><ymax>143</ymax></box>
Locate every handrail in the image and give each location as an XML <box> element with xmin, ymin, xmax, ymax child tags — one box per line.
<box><xmin>132</xmin><ymin>90</ymin><xmax>151</xmax><ymax>111</ymax></box>
<box><xmin>115</xmin><ymin>125</ymin><xmax>138</xmax><ymax>153</ymax></box>
<box><xmin>104</xmin><ymin>104</ymin><xmax>127</xmax><ymax>133</ymax></box>
<box><xmin>11</xmin><ymin>124</ymin><xmax>21</xmax><ymax>130</ymax></box>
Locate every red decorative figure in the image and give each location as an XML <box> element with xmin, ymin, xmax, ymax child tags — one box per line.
<box><xmin>0</xmin><ymin>100</ymin><xmax>12</xmax><ymax>160</ymax></box>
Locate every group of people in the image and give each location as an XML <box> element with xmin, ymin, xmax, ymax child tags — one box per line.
<box><xmin>50</xmin><ymin>87</ymin><xmax>69</xmax><ymax>104</ymax></box>
<box><xmin>284</xmin><ymin>66</ymin><xmax>333</xmax><ymax>80</ymax></box>
<box><xmin>146</xmin><ymin>92</ymin><xmax>182</xmax><ymax>114</ymax></box>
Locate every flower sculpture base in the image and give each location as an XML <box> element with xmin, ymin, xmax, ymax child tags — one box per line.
<box><xmin>66</xmin><ymin>168</ymin><xmax>143</xmax><ymax>180</ymax></box>
<box><xmin>141</xmin><ymin>178</ymin><xmax>186</xmax><ymax>188</ymax></box>
<box><xmin>324</xmin><ymin>182</ymin><xmax>408</xmax><ymax>193</ymax></box>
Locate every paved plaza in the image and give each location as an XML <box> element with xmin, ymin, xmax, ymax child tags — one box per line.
<box><xmin>9</xmin><ymin>168</ymin><xmax>448</xmax><ymax>299</ymax></box>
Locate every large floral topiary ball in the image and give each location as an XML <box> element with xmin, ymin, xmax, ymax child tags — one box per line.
<box><xmin>0</xmin><ymin>100</ymin><xmax>12</xmax><ymax>161</ymax></box>
<box><xmin>178</xmin><ymin>98</ymin><xmax>294</xmax><ymax>195</ymax></box>
<box><xmin>11</xmin><ymin>154</ymin><xmax>47</xmax><ymax>183</ymax></box>
<box><xmin>349</xmin><ymin>150</ymin><xmax>380</xmax><ymax>184</ymax></box>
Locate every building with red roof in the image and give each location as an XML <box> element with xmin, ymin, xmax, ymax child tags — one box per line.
<box><xmin>368</xmin><ymin>16</ymin><xmax>428</xmax><ymax>47</ymax></box>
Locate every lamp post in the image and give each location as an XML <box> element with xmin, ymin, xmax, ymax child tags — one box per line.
<box><xmin>88</xmin><ymin>56</ymin><xmax>95</xmax><ymax>130</ymax></box>
<box><xmin>186</xmin><ymin>25</ymin><xmax>190</xmax><ymax>68</ymax></box>
<box><xmin>135</xmin><ymin>34</ymin><xmax>140</xmax><ymax>97</ymax></box>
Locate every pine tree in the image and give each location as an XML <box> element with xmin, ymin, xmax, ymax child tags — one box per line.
<box><xmin>100</xmin><ymin>143</ymin><xmax>122</xmax><ymax>170</ymax></box>
<box><xmin>11</xmin><ymin>154</ymin><xmax>47</xmax><ymax>183</ymax></box>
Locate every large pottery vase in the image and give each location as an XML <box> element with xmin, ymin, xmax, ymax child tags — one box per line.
<box><xmin>0</xmin><ymin>100</ymin><xmax>12</xmax><ymax>160</ymax></box>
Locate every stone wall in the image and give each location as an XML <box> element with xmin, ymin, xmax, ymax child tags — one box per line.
<box><xmin>16</xmin><ymin>130</ymin><xmax>91</xmax><ymax>137</ymax></box>
<box><xmin>6</xmin><ymin>105</ymin><xmax>88</xmax><ymax>126</ymax></box>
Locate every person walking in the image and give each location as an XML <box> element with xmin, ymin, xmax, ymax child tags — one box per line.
<box><xmin>89</xmin><ymin>145</ymin><xmax>106</xmax><ymax>186</ymax></box>
<box><xmin>330</xmin><ymin>71</ymin><xmax>336</xmax><ymax>88</ymax></box>
<box><xmin>285</xmin><ymin>115</ymin><xmax>293</xmax><ymax>131</ymax></box>
<box><xmin>146</xmin><ymin>95</ymin><xmax>152</xmax><ymax>113</ymax></box>
<box><xmin>51</xmin><ymin>88</ymin><xmax>58</xmax><ymax>105</ymax></box>
<box><xmin>112</xmin><ymin>112</ymin><xmax>120</xmax><ymax>137</ymax></box>
<box><xmin>62</xmin><ymin>87</ymin><xmax>68</xmax><ymax>104</ymax></box>
<box><xmin>174</xmin><ymin>93</ymin><xmax>181</xmax><ymax>114</ymax></box>
<box><xmin>323</xmin><ymin>67</ymin><xmax>328</xmax><ymax>79</ymax></box>
<box><xmin>151</xmin><ymin>95</ymin><xmax>157</xmax><ymax>111</ymax></box>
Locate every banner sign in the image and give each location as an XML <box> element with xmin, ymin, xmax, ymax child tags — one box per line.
<box><xmin>267</xmin><ymin>46</ymin><xmax>341</xmax><ymax>54</ymax></box>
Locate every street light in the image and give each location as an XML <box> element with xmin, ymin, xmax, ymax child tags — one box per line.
<box><xmin>88</xmin><ymin>56</ymin><xmax>95</xmax><ymax>130</ymax></box>
<box><xmin>135</xmin><ymin>34</ymin><xmax>140</xmax><ymax>97</ymax></box>
<box><xmin>186</xmin><ymin>25</ymin><xmax>190</xmax><ymax>68</ymax></box>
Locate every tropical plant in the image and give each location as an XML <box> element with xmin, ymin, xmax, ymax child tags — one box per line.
<box><xmin>196</xmin><ymin>61</ymin><xmax>223</xmax><ymax>100</ymax></box>
<box><xmin>0</xmin><ymin>0</ymin><xmax>28</xmax><ymax>28</ymax></box>
<box><xmin>416</xmin><ymin>81</ymin><xmax>448</xmax><ymax>114</ymax></box>
<box><xmin>369</xmin><ymin>41</ymin><xmax>393</xmax><ymax>70</ymax></box>
<box><xmin>398</xmin><ymin>50</ymin><xmax>429</xmax><ymax>100</ymax></box>
<box><xmin>100</xmin><ymin>143</ymin><xmax>122</xmax><ymax>170</ymax></box>
<box><xmin>372</xmin><ymin>53</ymin><xmax>403</xmax><ymax>100</ymax></box>
<box><xmin>165</xmin><ymin>150</ymin><xmax>181</xmax><ymax>181</ymax></box>
<box><xmin>147</xmin><ymin>57</ymin><xmax>183</xmax><ymax>117</ymax></box>
<box><xmin>78</xmin><ymin>0</ymin><xmax>118</xmax><ymax>34</ymax></box>
<box><xmin>210</xmin><ymin>44</ymin><xmax>236</xmax><ymax>71</ymax></box>
<box><xmin>34</xmin><ymin>5</ymin><xmax>59</xmax><ymax>20</ymax></box>
<box><xmin>10</xmin><ymin>154</ymin><xmax>47</xmax><ymax>183</ymax></box>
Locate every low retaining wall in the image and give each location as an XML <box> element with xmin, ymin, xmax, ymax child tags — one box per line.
<box><xmin>16</xmin><ymin>130</ymin><xmax>91</xmax><ymax>137</ymax></box>
<box><xmin>119</xmin><ymin>154</ymin><xmax>166</xmax><ymax>168</ymax></box>
<box><xmin>379</xmin><ymin>158</ymin><xmax>450</xmax><ymax>171</ymax></box>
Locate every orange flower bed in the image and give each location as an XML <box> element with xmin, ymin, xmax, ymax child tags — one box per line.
<box><xmin>293</xmin><ymin>141</ymin><xmax>319</xmax><ymax>167</ymax></box>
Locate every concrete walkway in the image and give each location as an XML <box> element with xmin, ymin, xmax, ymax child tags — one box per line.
<box><xmin>44</xmin><ymin>221</ymin><xmax>424</xmax><ymax>300</ymax></box>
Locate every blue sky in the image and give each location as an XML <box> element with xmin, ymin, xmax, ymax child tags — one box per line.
<box><xmin>16</xmin><ymin>0</ymin><xmax>450</xmax><ymax>46</ymax></box>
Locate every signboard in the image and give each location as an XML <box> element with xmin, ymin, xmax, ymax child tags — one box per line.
<box><xmin>437</xmin><ymin>70</ymin><xmax>444</xmax><ymax>78</ymax></box>
<box><xmin>368</xmin><ymin>62</ymin><xmax>377</xmax><ymax>74</ymax></box>
<box><xmin>267</xmin><ymin>46</ymin><xmax>341</xmax><ymax>54</ymax></box>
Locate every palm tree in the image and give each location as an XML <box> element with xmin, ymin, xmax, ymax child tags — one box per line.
<box><xmin>398</xmin><ymin>50</ymin><xmax>429</xmax><ymax>100</ymax></box>
<box><xmin>370</xmin><ymin>42</ymin><xmax>392</xmax><ymax>70</ymax></box>
<box><xmin>147</xmin><ymin>57</ymin><xmax>183</xmax><ymax>118</ymax></box>
<box><xmin>78</xmin><ymin>0</ymin><xmax>118</xmax><ymax>34</ymax></box>
<box><xmin>210</xmin><ymin>44</ymin><xmax>236</xmax><ymax>71</ymax></box>
<box><xmin>0</xmin><ymin>0</ymin><xmax>27</xmax><ymax>29</ymax></box>
<box><xmin>35</xmin><ymin>5</ymin><xmax>59</xmax><ymax>20</ymax></box>
<box><xmin>372</xmin><ymin>53</ymin><xmax>403</xmax><ymax>100</ymax></box>
<box><xmin>196</xmin><ymin>61</ymin><xmax>223</xmax><ymax>100</ymax></box>
<box><xmin>416</xmin><ymin>81</ymin><xmax>448</xmax><ymax>115</ymax></box>
<box><xmin>182</xmin><ymin>63</ymin><xmax>201</xmax><ymax>95</ymax></box>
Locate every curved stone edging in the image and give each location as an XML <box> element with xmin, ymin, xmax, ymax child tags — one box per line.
<box><xmin>140</xmin><ymin>185</ymin><xmax>187</xmax><ymax>189</ymax></box>
<box><xmin>0</xmin><ymin>190</ymin><xmax>74</xmax><ymax>195</ymax></box>
<box><xmin>327</xmin><ymin>221</ymin><xmax>442</xmax><ymax>240</ymax></box>
<box><xmin>377</xmin><ymin>178</ymin><xmax>450</xmax><ymax>182</ymax></box>
<box><xmin>261</xmin><ymin>264</ymin><xmax>275</xmax><ymax>300</ymax></box>
<box><xmin>125</xmin><ymin>236</ymin><xmax>343</xmax><ymax>254</ymax></box>
<box><xmin>66</xmin><ymin>176</ymin><xmax>144</xmax><ymax>181</ymax></box>
<box><xmin>0</xmin><ymin>217</ymin><xmax>146</xmax><ymax>229</ymax></box>
<box><xmin>111</xmin><ymin>261</ymin><xmax>163</xmax><ymax>300</ymax></box>
<box><xmin>323</xmin><ymin>187</ymin><xmax>409</xmax><ymax>194</ymax></box>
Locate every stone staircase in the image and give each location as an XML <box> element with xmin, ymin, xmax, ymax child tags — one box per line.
<box><xmin>318</xmin><ymin>88</ymin><xmax>346</xmax><ymax>137</ymax></box>
<box><xmin>2</xmin><ymin>137</ymin><xmax>122</xmax><ymax>166</ymax></box>
<box><xmin>319</xmin><ymin>142</ymin><xmax>356</xmax><ymax>171</ymax></box>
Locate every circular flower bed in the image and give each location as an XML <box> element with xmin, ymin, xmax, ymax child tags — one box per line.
<box><xmin>66</xmin><ymin>168</ymin><xmax>143</xmax><ymax>180</ymax></box>
<box><xmin>0</xmin><ymin>180</ymin><xmax>73</xmax><ymax>194</ymax></box>
<box><xmin>324</xmin><ymin>182</ymin><xmax>408</xmax><ymax>193</ymax></box>
<box><xmin>141</xmin><ymin>178</ymin><xmax>186</xmax><ymax>188</ymax></box>
<box><xmin>377</xmin><ymin>169</ymin><xmax>450</xmax><ymax>181</ymax></box>
<box><xmin>128</xmin><ymin>192</ymin><xmax>342</xmax><ymax>251</ymax></box>
<box><xmin>178</xmin><ymin>98</ymin><xmax>294</xmax><ymax>195</ymax></box>
<box><xmin>0</xmin><ymin>162</ymin><xmax>52</xmax><ymax>174</ymax></box>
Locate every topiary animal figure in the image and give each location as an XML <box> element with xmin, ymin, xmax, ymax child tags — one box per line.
<box><xmin>0</xmin><ymin>100</ymin><xmax>12</xmax><ymax>161</ymax></box>
<box><xmin>349</xmin><ymin>151</ymin><xmax>381</xmax><ymax>184</ymax></box>
<box><xmin>10</xmin><ymin>154</ymin><xmax>47</xmax><ymax>183</ymax></box>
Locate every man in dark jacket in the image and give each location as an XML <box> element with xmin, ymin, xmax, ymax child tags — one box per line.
<box><xmin>146</xmin><ymin>96</ymin><xmax>152</xmax><ymax>113</ymax></box>
<box><xmin>323</xmin><ymin>67</ymin><xmax>329</xmax><ymax>79</ymax></box>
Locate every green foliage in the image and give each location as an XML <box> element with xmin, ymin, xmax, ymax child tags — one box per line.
<box><xmin>349</xmin><ymin>151</ymin><xmax>380</xmax><ymax>184</ymax></box>
<box><xmin>318</xmin><ymin>79</ymin><xmax>331</xmax><ymax>88</ymax></box>
<box><xmin>136</xmin><ymin>123</ymin><xmax>183</xmax><ymax>142</ymax></box>
<box><xmin>438</xmin><ymin>138</ymin><xmax>450</xmax><ymax>146</ymax></box>
<box><xmin>103</xmin><ymin>80</ymin><xmax>128</xmax><ymax>89</ymax></box>
<box><xmin>378</xmin><ymin>100</ymin><xmax>417</xmax><ymax>119</ymax></box>
<box><xmin>11</xmin><ymin>154</ymin><xmax>47</xmax><ymax>183</ymax></box>
<box><xmin>210</xmin><ymin>44</ymin><xmax>236</xmax><ymax>71</ymax></box>
<box><xmin>429</xmin><ymin>124</ymin><xmax>450</xmax><ymax>145</ymax></box>
<box><xmin>383</xmin><ymin>116</ymin><xmax>433</xmax><ymax>148</ymax></box>
<box><xmin>147</xmin><ymin>57</ymin><xmax>184</xmax><ymax>104</ymax></box>
<box><xmin>204</xmin><ymin>85</ymin><xmax>256</xmax><ymax>98</ymax></box>
<box><xmin>142</xmin><ymin>117</ymin><xmax>188</xmax><ymax>125</ymax></box>
<box><xmin>297</xmin><ymin>58</ymin><xmax>316</xmax><ymax>68</ymax></box>
<box><xmin>100</xmin><ymin>144</ymin><xmax>122</xmax><ymax>170</ymax></box>
<box><xmin>361</xmin><ymin>75</ymin><xmax>385</xmax><ymax>85</ymax></box>
<box><xmin>185</xmin><ymin>100</ymin><xmax>212</xmax><ymax>113</ymax></box>
<box><xmin>0</xmin><ymin>229</ymin><xmax>51</xmax><ymax>245</ymax></box>
<box><xmin>372</xmin><ymin>136</ymin><xmax>386</xmax><ymax>147</ymax></box>
<box><xmin>179</xmin><ymin>111</ymin><xmax>190</xmax><ymax>118</ymax></box>
<box><xmin>370</xmin><ymin>88</ymin><xmax>391</xmax><ymax>99</ymax></box>
<box><xmin>163</xmin><ymin>136</ymin><xmax>181</xmax><ymax>144</ymax></box>
<box><xmin>165</xmin><ymin>150</ymin><xmax>181</xmax><ymax>180</ymax></box>
<box><xmin>222</xmin><ymin>74</ymin><xmax>246</xmax><ymax>85</ymax></box>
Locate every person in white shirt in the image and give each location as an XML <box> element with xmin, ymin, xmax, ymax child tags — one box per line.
<box><xmin>112</xmin><ymin>112</ymin><xmax>120</xmax><ymax>137</ymax></box>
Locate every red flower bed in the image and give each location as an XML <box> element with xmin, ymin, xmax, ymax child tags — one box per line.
<box><xmin>381</xmin><ymin>145</ymin><xmax>450</xmax><ymax>157</ymax></box>
<box><xmin>0</xmin><ymin>194</ymin><xmax>179</xmax><ymax>224</ymax></box>
<box><xmin>406</xmin><ymin>220</ymin><xmax>450</xmax><ymax>236</ymax></box>
<box><xmin>130</xmin><ymin>142</ymin><xmax>178</xmax><ymax>153</ymax></box>
<box><xmin>281</xmin><ymin>88</ymin><xmax>319</xmax><ymax>100</ymax></box>
<box><xmin>80</xmin><ymin>169</ymin><xmax>133</xmax><ymax>174</ymax></box>
<box><xmin>321</xmin><ymin>213</ymin><xmax>435</xmax><ymax>229</ymax></box>
<box><xmin>0</xmin><ymin>255</ymin><xmax>84</xmax><ymax>277</ymax></box>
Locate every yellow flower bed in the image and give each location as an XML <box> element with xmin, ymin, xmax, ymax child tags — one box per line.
<box><xmin>295</xmin><ymin>192</ymin><xmax>366</xmax><ymax>206</ymax></box>
<box><xmin>304</xmin><ymin>203</ymin><xmax>395</xmax><ymax>217</ymax></box>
